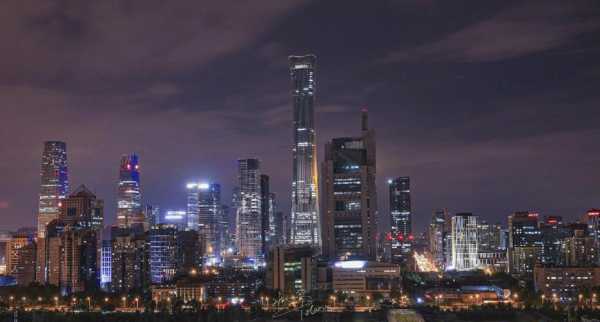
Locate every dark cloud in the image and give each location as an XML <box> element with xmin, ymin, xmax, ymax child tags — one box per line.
<box><xmin>384</xmin><ymin>1</ymin><xmax>600</xmax><ymax>63</ymax></box>
<box><xmin>1</xmin><ymin>0</ymin><xmax>600</xmax><ymax>234</ymax></box>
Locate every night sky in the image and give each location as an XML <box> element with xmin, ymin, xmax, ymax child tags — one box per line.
<box><xmin>1</xmin><ymin>0</ymin><xmax>600</xmax><ymax>234</ymax></box>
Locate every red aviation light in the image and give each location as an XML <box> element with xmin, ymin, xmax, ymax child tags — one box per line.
<box><xmin>126</xmin><ymin>164</ymin><xmax>131</xmax><ymax>170</ymax></box>
<box><xmin>386</xmin><ymin>232</ymin><xmax>393</xmax><ymax>241</ymax></box>
<box><xmin>398</xmin><ymin>234</ymin><xmax>404</xmax><ymax>241</ymax></box>
<box><xmin>408</xmin><ymin>234</ymin><xmax>414</xmax><ymax>241</ymax></box>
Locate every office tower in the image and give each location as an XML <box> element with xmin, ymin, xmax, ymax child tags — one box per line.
<box><xmin>186</xmin><ymin>183</ymin><xmax>201</xmax><ymax>231</ymax></box>
<box><xmin>236</xmin><ymin>159</ymin><xmax>262</xmax><ymax>260</ymax></box>
<box><xmin>321</xmin><ymin>110</ymin><xmax>377</xmax><ymax>260</ymax></box>
<box><xmin>111</xmin><ymin>227</ymin><xmax>149</xmax><ymax>293</ymax></box>
<box><xmin>389</xmin><ymin>177</ymin><xmax>412</xmax><ymax>260</ymax></box>
<box><xmin>585</xmin><ymin>209</ymin><xmax>600</xmax><ymax>260</ymax></box>
<box><xmin>116</xmin><ymin>154</ymin><xmax>144</xmax><ymax>229</ymax></box>
<box><xmin>163</xmin><ymin>210</ymin><xmax>187</xmax><ymax>231</ymax></box>
<box><xmin>6</xmin><ymin>233</ymin><xmax>36</xmax><ymax>286</ymax></box>
<box><xmin>451</xmin><ymin>213</ymin><xmax>479</xmax><ymax>271</ymax></box>
<box><xmin>100</xmin><ymin>240</ymin><xmax>112</xmax><ymax>291</ymax></box>
<box><xmin>508</xmin><ymin>211</ymin><xmax>543</xmax><ymax>276</ymax></box>
<box><xmin>149</xmin><ymin>224</ymin><xmax>177</xmax><ymax>284</ymax></box>
<box><xmin>477</xmin><ymin>221</ymin><xmax>493</xmax><ymax>251</ymax></box>
<box><xmin>177</xmin><ymin>230</ymin><xmax>201</xmax><ymax>273</ymax></box>
<box><xmin>563</xmin><ymin>228</ymin><xmax>597</xmax><ymax>266</ymax></box>
<box><xmin>59</xmin><ymin>185</ymin><xmax>104</xmax><ymax>230</ymax></box>
<box><xmin>38</xmin><ymin>141</ymin><xmax>69</xmax><ymax>238</ymax></box>
<box><xmin>260</xmin><ymin>175</ymin><xmax>271</xmax><ymax>254</ymax></box>
<box><xmin>429</xmin><ymin>209</ymin><xmax>447</xmax><ymax>270</ymax></box>
<box><xmin>539</xmin><ymin>216</ymin><xmax>570</xmax><ymax>266</ymax></box>
<box><xmin>145</xmin><ymin>205</ymin><xmax>160</xmax><ymax>228</ymax></box>
<box><xmin>59</xmin><ymin>227</ymin><xmax>98</xmax><ymax>294</ymax></box>
<box><xmin>290</xmin><ymin>55</ymin><xmax>320</xmax><ymax>248</ymax></box>
<box><xmin>198</xmin><ymin>183</ymin><xmax>221</xmax><ymax>258</ymax></box>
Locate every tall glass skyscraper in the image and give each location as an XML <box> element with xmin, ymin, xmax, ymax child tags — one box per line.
<box><xmin>389</xmin><ymin>176</ymin><xmax>412</xmax><ymax>259</ymax></box>
<box><xmin>321</xmin><ymin>110</ymin><xmax>377</xmax><ymax>260</ymax></box>
<box><xmin>116</xmin><ymin>154</ymin><xmax>144</xmax><ymax>229</ymax></box>
<box><xmin>236</xmin><ymin>159</ymin><xmax>262</xmax><ymax>260</ymax></box>
<box><xmin>38</xmin><ymin>141</ymin><xmax>69</xmax><ymax>238</ymax></box>
<box><xmin>290</xmin><ymin>54</ymin><xmax>320</xmax><ymax>248</ymax></box>
<box><xmin>199</xmin><ymin>183</ymin><xmax>221</xmax><ymax>258</ymax></box>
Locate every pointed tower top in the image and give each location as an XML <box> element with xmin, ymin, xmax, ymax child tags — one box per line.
<box><xmin>361</xmin><ymin>107</ymin><xmax>369</xmax><ymax>131</ymax></box>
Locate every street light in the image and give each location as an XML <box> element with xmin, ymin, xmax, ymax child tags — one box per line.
<box><xmin>122</xmin><ymin>296</ymin><xmax>127</xmax><ymax>308</ymax></box>
<box><xmin>134</xmin><ymin>297</ymin><xmax>139</xmax><ymax>310</ymax></box>
<box><xmin>86</xmin><ymin>297</ymin><xmax>91</xmax><ymax>310</ymax></box>
<box><xmin>53</xmin><ymin>296</ymin><xmax>59</xmax><ymax>307</ymax></box>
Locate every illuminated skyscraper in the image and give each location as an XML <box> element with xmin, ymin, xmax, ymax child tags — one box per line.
<box><xmin>451</xmin><ymin>213</ymin><xmax>479</xmax><ymax>271</ymax></box>
<box><xmin>321</xmin><ymin>110</ymin><xmax>377</xmax><ymax>260</ymax></box>
<box><xmin>290</xmin><ymin>55</ymin><xmax>320</xmax><ymax>248</ymax></box>
<box><xmin>429</xmin><ymin>209</ymin><xmax>448</xmax><ymax>270</ymax></box>
<box><xmin>149</xmin><ymin>224</ymin><xmax>177</xmax><ymax>284</ymax></box>
<box><xmin>199</xmin><ymin>183</ymin><xmax>221</xmax><ymax>258</ymax></box>
<box><xmin>116</xmin><ymin>154</ymin><xmax>144</xmax><ymax>229</ymax></box>
<box><xmin>508</xmin><ymin>211</ymin><xmax>543</xmax><ymax>275</ymax></box>
<box><xmin>236</xmin><ymin>159</ymin><xmax>262</xmax><ymax>260</ymax></box>
<box><xmin>388</xmin><ymin>177</ymin><xmax>412</xmax><ymax>260</ymax></box>
<box><xmin>38</xmin><ymin>141</ymin><xmax>69</xmax><ymax>238</ymax></box>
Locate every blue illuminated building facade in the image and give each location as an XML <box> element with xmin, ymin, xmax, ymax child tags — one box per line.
<box><xmin>117</xmin><ymin>154</ymin><xmax>144</xmax><ymax>229</ymax></box>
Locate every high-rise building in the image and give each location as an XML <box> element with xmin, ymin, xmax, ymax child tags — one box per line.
<box><xmin>149</xmin><ymin>224</ymin><xmax>177</xmax><ymax>284</ymax></box>
<box><xmin>260</xmin><ymin>175</ymin><xmax>271</xmax><ymax>254</ymax></box>
<box><xmin>186</xmin><ymin>183</ymin><xmax>201</xmax><ymax>231</ymax></box>
<box><xmin>177</xmin><ymin>230</ymin><xmax>201</xmax><ymax>274</ymax></box>
<box><xmin>585</xmin><ymin>209</ymin><xmax>600</xmax><ymax>260</ymax></box>
<box><xmin>198</xmin><ymin>183</ymin><xmax>221</xmax><ymax>258</ymax></box>
<box><xmin>321</xmin><ymin>110</ymin><xmax>377</xmax><ymax>260</ymax></box>
<box><xmin>116</xmin><ymin>154</ymin><xmax>144</xmax><ymax>229</ymax></box>
<box><xmin>539</xmin><ymin>216</ymin><xmax>570</xmax><ymax>266</ymax></box>
<box><xmin>41</xmin><ymin>219</ymin><xmax>98</xmax><ymax>294</ymax></box>
<box><xmin>290</xmin><ymin>54</ymin><xmax>320</xmax><ymax>248</ymax></box>
<box><xmin>59</xmin><ymin>227</ymin><xmax>98</xmax><ymax>294</ymax></box>
<box><xmin>389</xmin><ymin>177</ymin><xmax>412</xmax><ymax>260</ymax></box>
<box><xmin>236</xmin><ymin>159</ymin><xmax>262</xmax><ymax>260</ymax></box>
<box><xmin>111</xmin><ymin>227</ymin><xmax>149</xmax><ymax>293</ymax></box>
<box><xmin>6</xmin><ymin>233</ymin><xmax>36</xmax><ymax>286</ymax></box>
<box><xmin>100</xmin><ymin>240</ymin><xmax>112</xmax><ymax>291</ymax></box>
<box><xmin>451</xmin><ymin>213</ymin><xmax>479</xmax><ymax>271</ymax></box>
<box><xmin>59</xmin><ymin>185</ymin><xmax>104</xmax><ymax>230</ymax></box>
<box><xmin>38</xmin><ymin>141</ymin><xmax>69</xmax><ymax>238</ymax></box>
<box><xmin>429</xmin><ymin>209</ymin><xmax>448</xmax><ymax>270</ymax></box>
<box><xmin>563</xmin><ymin>228</ymin><xmax>597</xmax><ymax>266</ymax></box>
<box><xmin>508</xmin><ymin>211</ymin><xmax>543</xmax><ymax>276</ymax></box>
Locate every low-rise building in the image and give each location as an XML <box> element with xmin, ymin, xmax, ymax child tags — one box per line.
<box><xmin>534</xmin><ymin>266</ymin><xmax>600</xmax><ymax>303</ymax></box>
<box><xmin>331</xmin><ymin>260</ymin><xmax>401</xmax><ymax>296</ymax></box>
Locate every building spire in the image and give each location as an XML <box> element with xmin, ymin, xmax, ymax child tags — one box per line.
<box><xmin>361</xmin><ymin>107</ymin><xmax>369</xmax><ymax>131</ymax></box>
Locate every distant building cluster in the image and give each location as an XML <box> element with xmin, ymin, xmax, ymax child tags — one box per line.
<box><xmin>1</xmin><ymin>54</ymin><xmax>598</xmax><ymax>309</ymax></box>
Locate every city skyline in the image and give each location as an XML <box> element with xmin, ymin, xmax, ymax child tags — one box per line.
<box><xmin>1</xmin><ymin>1</ymin><xmax>600</xmax><ymax>236</ymax></box>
